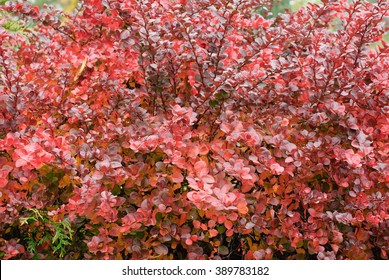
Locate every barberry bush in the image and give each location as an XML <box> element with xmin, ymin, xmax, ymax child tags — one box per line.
<box><xmin>0</xmin><ymin>0</ymin><xmax>388</xmax><ymax>260</ymax></box>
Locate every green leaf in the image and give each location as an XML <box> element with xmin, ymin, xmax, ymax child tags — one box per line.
<box><xmin>26</xmin><ymin>237</ymin><xmax>37</xmax><ymax>253</ymax></box>
<box><xmin>112</xmin><ymin>184</ymin><xmax>122</xmax><ymax>196</ymax></box>
<box><xmin>217</xmin><ymin>225</ymin><xmax>226</xmax><ymax>234</ymax></box>
<box><xmin>20</xmin><ymin>216</ymin><xmax>38</xmax><ymax>225</ymax></box>
<box><xmin>218</xmin><ymin>245</ymin><xmax>229</xmax><ymax>255</ymax></box>
<box><xmin>46</xmin><ymin>171</ymin><xmax>57</xmax><ymax>182</ymax></box>
<box><xmin>37</xmin><ymin>234</ymin><xmax>50</xmax><ymax>246</ymax></box>
<box><xmin>220</xmin><ymin>90</ymin><xmax>230</xmax><ymax>98</ymax></box>
<box><xmin>156</xmin><ymin>212</ymin><xmax>163</xmax><ymax>222</ymax></box>
<box><xmin>215</xmin><ymin>92</ymin><xmax>223</xmax><ymax>101</ymax></box>
<box><xmin>129</xmin><ymin>231</ymin><xmax>145</xmax><ymax>239</ymax></box>
<box><xmin>209</xmin><ymin>100</ymin><xmax>218</xmax><ymax>107</ymax></box>
<box><xmin>215</xmin><ymin>90</ymin><xmax>230</xmax><ymax>100</ymax></box>
<box><xmin>2</xmin><ymin>20</ymin><xmax>23</xmax><ymax>32</ymax></box>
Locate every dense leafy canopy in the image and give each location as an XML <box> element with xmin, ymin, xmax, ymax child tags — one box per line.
<box><xmin>0</xmin><ymin>0</ymin><xmax>388</xmax><ymax>259</ymax></box>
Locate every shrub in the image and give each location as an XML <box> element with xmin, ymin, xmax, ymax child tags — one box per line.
<box><xmin>0</xmin><ymin>0</ymin><xmax>388</xmax><ymax>260</ymax></box>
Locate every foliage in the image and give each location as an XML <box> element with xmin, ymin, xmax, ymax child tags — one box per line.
<box><xmin>269</xmin><ymin>0</ymin><xmax>293</xmax><ymax>16</ymax></box>
<box><xmin>31</xmin><ymin>0</ymin><xmax>78</xmax><ymax>13</ymax></box>
<box><xmin>1</xmin><ymin>1</ymin><xmax>23</xmax><ymax>32</ymax></box>
<box><xmin>19</xmin><ymin>208</ymin><xmax>73</xmax><ymax>258</ymax></box>
<box><xmin>0</xmin><ymin>0</ymin><xmax>388</xmax><ymax>260</ymax></box>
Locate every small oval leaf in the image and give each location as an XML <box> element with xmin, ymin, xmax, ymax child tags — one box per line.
<box><xmin>218</xmin><ymin>245</ymin><xmax>229</xmax><ymax>255</ymax></box>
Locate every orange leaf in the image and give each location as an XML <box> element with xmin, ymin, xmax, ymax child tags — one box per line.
<box><xmin>193</xmin><ymin>220</ymin><xmax>201</xmax><ymax>229</ymax></box>
<box><xmin>217</xmin><ymin>215</ymin><xmax>226</xmax><ymax>224</ymax></box>
<box><xmin>238</xmin><ymin>205</ymin><xmax>248</xmax><ymax>215</ymax></box>
<box><xmin>209</xmin><ymin>229</ymin><xmax>218</xmax><ymax>238</ymax></box>
<box><xmin>178</xmin><ymin>213</ymin><xmax>187</xmax><ymax>226</ymax></box>
<box><xmin>224</xmin><ymin>220</ymin><xmax>233</xmax><ymax>230</ymax></box>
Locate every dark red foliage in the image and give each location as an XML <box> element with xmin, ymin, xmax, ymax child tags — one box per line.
<box><xmin>0</xmin><ymin>0</ymin><xmax>388</xmax><ymax>259</ymax></box>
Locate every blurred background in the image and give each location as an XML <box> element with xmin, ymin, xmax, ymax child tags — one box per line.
<box><xmin>3</xmin><ymin>0</ymin><xmax>387</xmax><ymax>42</ymax></box>
<box><xmin>31</xmin><ymin>0</ymin><xmax>78</xmax><ymax>13</ymax></box>
<box><xmin>29</xmin><ymin>0</ymin><xmax>384</xmax><ymax>42</ymax></box>
<box><xmin>29</xmin><ymin>0</ymin><xmax>321</xmax><ymax>15</ymax></box>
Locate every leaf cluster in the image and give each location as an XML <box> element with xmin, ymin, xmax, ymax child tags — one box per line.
<box><xmin>0</xmin><ymin>0</ymin><xmax>388</xmax><ymax>260</ymax></box>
